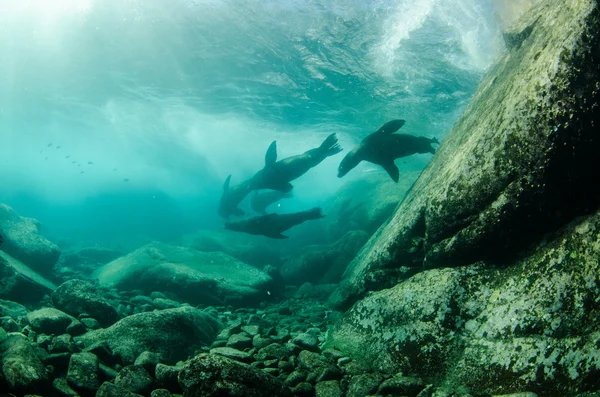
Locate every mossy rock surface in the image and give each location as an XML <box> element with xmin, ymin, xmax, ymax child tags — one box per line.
<box><xmin>324</xmin><ymin>210</ymin><xmax>600</xmax><ymax>395</ymax></box>
<box><xmin>330</xmin><ymin>0</ymin><xmax>600</xmax><ymax>310</ymax></box>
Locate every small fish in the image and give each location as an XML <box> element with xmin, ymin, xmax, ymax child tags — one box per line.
<box><xmin>81</xmin><ymin>171</ymin><xmax>85</xmax><ymax>174</ymax></box>
<box><xmin>124</xmin><ymin>178</ymin><xmax>130</xmax><ymax>182</ymax></box>
<box><xmin>65</xmin><ymin>155</ymin><xmax>70</xmax><ymax>159</ymax></box>
<box><xmin>113</xmin><ymin>168</ymin><xmax>117</xmax><ymax>171</ymax></box>
<box><xmin>88</xmin><ymin>161</ymin><xmax>93</xmax><ymax>165</ymax></box>
<box><xmin>44</xmin><ymin>157</ymin><xmax>48</xmax><ymax>160</ymax></box>
<box><xmin>71</xmin><ymin>161</ymin><xmax>76</xmax><ymax>164</ymax></box>
<box><xmin>56</xmin><ymin>146</ymin><xmax>61</xmax><ymax>149</ymax></box>
<box><xmin>47</xmin><ymin>143</ymin><xmax>52</xmax><ymax>147</ymax></box>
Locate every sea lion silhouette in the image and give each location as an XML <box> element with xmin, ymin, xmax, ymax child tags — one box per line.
<box><xmin>250</xmin><ymin>190</ymin><xmax>293</xmax><ymax>214</ymax></box>
<box><xmin>224</xmin><ymin>207</ymin><xmax>325</xmax><ymax>239</ymax></box>
<box><xmin>218</xmin><ymin>175</ymin><xmax>253</xmax><ymax>219</ymax></box>
<box><xmin>249</xmin><ymin>134</ymin><xmax>343</xmax><ymax>192</ymax></box>
<box><xmin>337</xmin><ymin>120</ymin><xmax>439</xmax><ymax>182</ymax></box>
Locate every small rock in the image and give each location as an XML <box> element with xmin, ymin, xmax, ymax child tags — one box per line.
<box><xmin>151</xmin><ymin>389</ymin><xmax>173</xmax><ymax>397</ymax></box>
<box><xmin>1</xmin><ymin>316</ymin><xmax>20</xmax><ymax>332</ymax></box>
<box><xmin>256</xmin><ymin>343</ymin><xmax>289</xmax><ymax>361</ymax></box>
<box><xmin>66</xmin><ymin>320</ymin><xmax>87</xmax><ymax>336</ymax></box>
<box><xmin>241</xmin><ymin>325</ymin><xmax>260</xmax><ymax>336</ymax></box>
<box><xmin>155</xmin><ymin>363</ymin><xmax>182</xmax><ymax>392</ymax></box>
<box><xmin>50</xmin><ymin>334</ymin><xmax>79</xmax><ymax>353</ymax></box>
<box><xmin>84</xmin><ymin>340</ymin><xmax>120</xmax><ymax>366</ymax></box>
<box><xmin>211</xmin><ymin>339</ymin><xmax>227</xmax><ymax>348</ymax></box>
<box><xmin>292</xmin><ymin>382</ymin><xmax>314</xmax><ymax>397</ymax></box>
<box><xmin>285</xmin><ymin>370</ymin><xmax>307</xmax><ymax>387</ymax></box>
<box><xmin>209</xmin><ymin>346</ymin><xmax>253</xmax><ymax>363</ymax></box>
<box><xmin>492</xmin><ymin>394</ymin><xmax>539</xmax><ymax>397</ymax></box>
<box><xmin>26</xmin><ymin>308</ymin><xmax>76</xmax><ymax>335</ymax></box>
<box><xmin>315</xmin><ymin>380</ymin><xmax>342</xmax><ymax>397</ymax></box>
<box><xmin>96</xmin><ymin>381</ymin><xmax>144</xmax><ymax>397</ymax></box>
<box><xmin>178</xmin><ymin>353</ymin><xmax>293</xmax><ymax>397</ymax></box>
<box><xmin>44</xmin><ymin>352</ymin><xmax>71</xmax><ymax>370</ymax></box>
<box><xmin>67</xmin><ymin>352</ymin><xmax>101</xmax><ymax>393</ymax></box>
<box><xmin>153</xmin><ymin>298</ymin><xmax>181</xmax><ymax>310</ymax></box>
<box><xmin>377</xmin><ymin>375</ymin><xmax>426</xmax><ymax>397</ymax></box>
<box><xmin>52</xmin><ymin>279</ymin><xmax>119</xmax><ymax>327</ymax></box>
<box><xmin>226</xmin><ymin>332</ymin><xmax>253</xmax><ymax>350</ymax></box>
<box><xmin>346</xmin><ymin>373</ymin><xmax>384</xmax><ymax>397</ymax></box>
<box><xmin>99</xmin><ymin>363</ymin><xmax>119</xmax><ymax>380</ymax></box>
<box><xmin>252</xmin><ymin>334</ymin><xmax>272</xmax><ymax>349</ymax></box>
<box><xmin>134</xmin><ymin>351</ymin><xmax>161</xmax><ymax>372</ymax></box>
<box><xmin>52</xmin><ymin>377</ymin><xmax>79</xmax><ymax>397</ymax></box>
<box><xmin>80</xmin><ymin>317</ymin><xmax>101</xmax><ymax>329</ymax></box>
<box><xmin>292</xmin><ymin>333</ymin><xmax>319</xmax><ymax>351</ymax></box>
<box><xmin>115</xmin><ymin>365</ymin><xmax>154</xmax><ymax>395</ymax></box>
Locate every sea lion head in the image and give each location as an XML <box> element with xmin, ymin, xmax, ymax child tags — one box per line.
<box><xmin>337</xmin><ymin>148</ymin><xmax>362</xmax><ymax>178</ymax></box>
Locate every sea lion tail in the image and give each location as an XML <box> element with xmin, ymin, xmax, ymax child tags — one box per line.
<box><xmin>431</xmin><ymin>137</ymin><xmax>440</xmax><ymax>144</ymax></box>
<box><xmin>319</xmin><ymin>133</ymin><xmax>343</xmax><ymax>157</ymax></box>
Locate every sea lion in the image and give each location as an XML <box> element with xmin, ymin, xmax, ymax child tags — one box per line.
<box><xmin>337</xmin><ymin>120</ymin><xmax>439</xmax><ymax>182</ymax></box>
<box><xmin>250</xmin><ymin>190</ymin><xmax>293</xmax><ymax>214</ymax></box>
<box><xmin>224</xmin><ymin>207</ymin><xmax>325</xmax><ymax>239</ymax></box>
<box><xmin>249</xmin><ymin>133</ymin><xmax>343</xmax><ymax>192</ymax></box>
<box><xmin>217</xmin><ymin>175</ymin><xmax>253</xmax><ymax>219</ymax></box>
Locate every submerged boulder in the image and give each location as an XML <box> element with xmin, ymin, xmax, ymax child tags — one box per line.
<box><xmin>95</xmin><ymin>242</ymin><xmax>274</xmax><ymax>306</ymax></box>
<box><xmin>325</xmin><ymin>210</ymin><xmax>600</xmax><ymax>395</ymax></box>
<box><xmin>0</xmin><ymin>203</ymin><xmax>61</xmax><ymax>275</ymax></box>
<box><xmin>0</xmin><ymin>250</ymin><xmax>57</xmax><ymax>304</ymax></box>
<box><xmin>75</xmin><ymin>306</ymin><xmax>221</xmax><ymax>365</ymax></box>
<box><xmin>329</xmin><ymin>0</ymin><xmax>600</xmax><ymax>310</ymax></box>
<box><xmin>52</xmin><ymin>279</ymin><xmax>119</xmax><ymax>327</ymax></box>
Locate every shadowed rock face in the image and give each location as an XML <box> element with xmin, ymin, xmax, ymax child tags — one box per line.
<box><xmin>325</xmin><ymin>210</ymin><xmax>600</xmax><ymax>395</ymax></box>
<box><xmin>330</xmin><ymin>0</ymin><xmax>600</xmax><ymax>311</ymax></box>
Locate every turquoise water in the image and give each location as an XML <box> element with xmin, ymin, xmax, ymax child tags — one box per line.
<box><xmin>0</xmin><ymin>0</ymin><xmax>505</xmax><ymax>246</ymax></box>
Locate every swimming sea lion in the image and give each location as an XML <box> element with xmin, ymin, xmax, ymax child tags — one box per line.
<box><xmin>249</xmin><ymin>133</ymin><xmax>343</xmax><ymax>192</ymax></box>
<box><xmin>337</xmin><ymin>120</ymin><xmax>439</xmax><ymax>182</ymax></box>
<box><xmin>224</xmin><ymin>207</ymin><xmax>325</xmax><ymax>239</ymax></box>
<box><xmin>217</xmin><ymin>175</ymin><xmax>253</xmax><ymax>219</ymax></box>
<box><xmin>250</xmin><ymin>190</ymin><xmax>293</xmax><ymax>214</ymax></box>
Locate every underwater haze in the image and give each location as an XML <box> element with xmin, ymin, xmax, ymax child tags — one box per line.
<box><xmin>1</xmin><ymin>0</ymin><xmax>506</xmax><ymax>245</ymax></box>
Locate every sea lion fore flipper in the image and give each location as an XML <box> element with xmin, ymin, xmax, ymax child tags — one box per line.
<box><xmin>381</xmin><ymin>160</ymin><xmax>400</xmax><ymax>182</ymax></box>
<box><xmin>373</xmin><ymin>119</ymin><xmax>406</xmax><ymax>135</ymax></box>
<box><xmin>265</xmin><ymin>141</ymin><xmax>278</xmax><ymax>166</ymax></box>
<box><xmin>274</xmin><ymin>182</ymin><xmax>293</xmax><ymax>193</ymax></box>
<box><xmin>234</xmin><ymin>208</ymin><xmax>245</xmax><ymax>216</ymax></box>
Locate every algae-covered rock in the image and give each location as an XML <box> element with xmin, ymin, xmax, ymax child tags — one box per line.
<box><xmin>95</xmin><ymin>242</ymin><xmax>274</xmax><ymax>306</ymax></box>
<box><xmin>52</xmin><ymin>279</ymin><xmax>119</xmax><ymax>327</ymax></box>
<box><xmin>325</xmin><ymin>210</ymin><xmax>600</xmax><ymax>395</ymax></box>
<box><xmin>26</xmin><ymin>307</ymin><xmax>77</xmax><ymax>335</ymax></box>
<box><xmin>0</xmin><ymin>203</ymin><xmax>61</xmax><ymax>275</ymax></box>
<box><xmin>178</xmin><ymin>353</ymin><xmax>293</xmax><ymax>397</ymax></box>
<box><xmin>0</xmin><ymin>250</ymin><xmax>57</xmax><ymax>303</ymax></box>
<box><xmin>0</xmin><ymin>333</ymin><xmax>50</xmax><ymax>394</ymax></box>
<box><xmin>75</xmin><ymin>306</ymin><xmax>221</xmax><ymax>365</ymax></box>
<box><xmin>280</xmin><ymin>230</ymin><xmax>369</xmax><ymax>285</ymax></box>
<box><xmin>330</xmin><ymin>0</ymin><xmax>600</xmax><ymax>310</ymax></box>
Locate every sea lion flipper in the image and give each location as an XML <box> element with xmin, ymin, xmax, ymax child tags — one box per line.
<box><xmin>265</xmin><ymin>141</ymin><xmax>277</xmax><ymax>166</ymax></box>
<box><xmin>223</xmin><ymin>174</ymin><xmax>232</xmax><ymax>192</ymax></box>
<box><xmin>381</xmin><ymin>161</ymin><xmax>400</xmax><ymax>182</ymax></box>
<box><xmin>374</xmin><ymin>119</ymin><xmax>406</xmax><ymax>135</ymax></box>
<box><xmin>267</xmin><ymin>233</ymin><xmax>288</xmax><ymax>239</ymax></box>
<box><xmin>274</xmin><ymin>182</ymin><xmax>293</xmax><ymax>193</ymax></box>
<box><xmin>234</xmin><ymin>208</ymin><xmax>245</xmax><ymax>216</ymax></box>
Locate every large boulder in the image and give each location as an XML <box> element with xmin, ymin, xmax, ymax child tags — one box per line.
<box><xmin>75</xmin><ymin>306</ymin><xmax>221</xmax><ymax>365</ymax></box>
<box><xmin>324</xmin><ymin>210</ymin><xmax>600</xmax><ymax>395</ymax></box>
<box><xmin>0</xmin><ymin>203</ymin><xmax>61</xmax><ymax>275</ymax></box>
<box><xmin>0</xmin><ymin>250</ymin><xmax>57</xmax><ymax>304</ymax></box>
<box><xmin>52</xmin><ymin>279</ymin><xmax>120</xmax><ymax>327</ymax></box>
<box><xmin>95</xmin><ymin>242</ymin><xmax>274</xmax><ymax>306</ymax></box>
<box><xmin>280</xmin><ymin>230</ymin><xmax>369</xmax><ymax>285</ymax></box>
<box><xmin>329</xmin><ymin>0</ymin><xmax>600</xmax><ymax>310</ymax></box>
